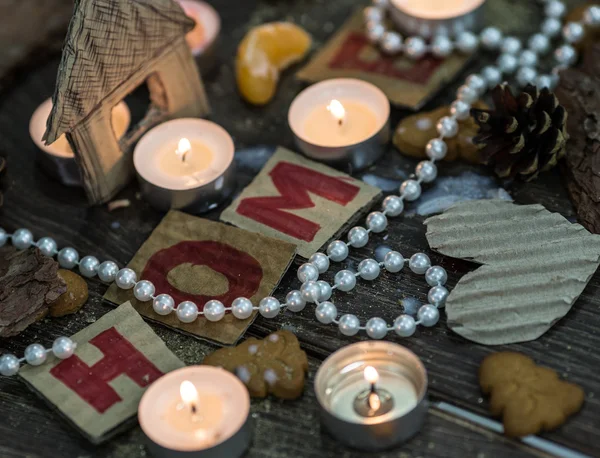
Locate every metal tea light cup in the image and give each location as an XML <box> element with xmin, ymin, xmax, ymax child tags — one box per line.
<box><xmin>314</xmin><ymin>341</ymin><xmax>428</xmax><ymax>451</ymax></box>
<box><xmin>288</xmin><ymin>78</ymin><xmax>390</xmax><ymax>172</ymax></box>
<box><xmin>138</xmin><ymin>366</ymin><xmax>253</xmax><ymax>458</ymax></box>
<box><xmin>177</xmin><ymin>0</ymin><xmax>221</xmax><ymax>74</ymax></box>
<box><xmin>143</xmin><ymin>417</ymin><xmax>253</xmax><ymax>458</ymax></box>
<box><xmin>135</xmin><ymin>160</ymin><xmax>236</xmax><ymax>213</ymax></box>
<box><xmin>133</xmin><ymin>118</ymin><xmax>236</xmax><ymax>214</ymax></box>
<box><xmin>30</xmin><ymin>98</ymin><xmax>131</xmax><ymax>187</ymax></box>
<box><xmin>389</xmin><ymin>0</ymin><xmax>487</xmax><ymax>38</ymax></box>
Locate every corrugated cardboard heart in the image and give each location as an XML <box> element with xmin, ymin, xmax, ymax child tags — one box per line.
<box><xmin>425</xmin><ymin>200</ymin><xmax>600</xmax><ymax>345</ymax></box>
<box><xmin>19</xmin><ymin>302</ymin><xmax>183</xmax><ymax>444</ymax></box>
<box><xmin>104</xmin><ymin>211</ymin><xmax>297</xmax><ymax>345</ymax></box>
<box><xmin>296</xmin><ymin>11</ymin><xmax>473</xmax><ymax>110</ymax></box>
<box><xmin>221</xmin><ymin>147</ymin><xmax>381</xmax><ymax>258</ymax></box>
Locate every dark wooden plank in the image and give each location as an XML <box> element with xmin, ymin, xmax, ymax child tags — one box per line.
<box><xmin>0</xmin><ymin>332</ymin><xmax>542</xmax><ymax>458</ymax></box>
<box><xmin>252</xmin><ymin>194</ymin><xmax>600</xmax><ymax>456</ymax></box>
<box><xmin>0</xmin><ymin>0</ymin><xmax>595</xmax><ymax>456</ymax></box>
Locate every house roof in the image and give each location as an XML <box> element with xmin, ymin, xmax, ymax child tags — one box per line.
<box><xmin>44</xmin><ymin>0</ymin><xmax>194</xmax><ymax>144</ymax></box>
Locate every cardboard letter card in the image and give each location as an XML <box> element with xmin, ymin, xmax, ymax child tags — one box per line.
<box><xmin>104</xmin><ymin>211</ymin><xmax>297</xmax><ymax>345</ymax></box>
<box><xmin>19</xmin><ymin>302</ymin><xmax>184</xmax><ymax>444</ymax></box>
<box><xmin>221</xmin><ymin>147</ymin><xmax>381</xmax><ymax>258</ymax></box>
<box><xmin>296</xmin><ymin>11</ymin><xmax>473</xmax><ymax>110</ymax></box>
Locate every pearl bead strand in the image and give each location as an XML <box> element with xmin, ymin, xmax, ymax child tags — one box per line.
<box><xmin>362</xmin><ymin>0</ymin><xmax>598</xmax><ymax>81</ymax></box>
<box><xmin>0</xmin><ymin>223</ymin><xmax>450</xmax><ymax>364</ymax></box>
<box><xmin>307</xmin><ymin>252</ymin><xmax>449</xmax><ymax>339</ymax></box>
<box><xmin>1</xmin><ymin>2</ymin><xmax>596</xmax><ymax>373</ymax></box>
<box><xmin>0</xmin><ymin>337</ymin><xmax>77</xmax><ymax>376</ymax></box>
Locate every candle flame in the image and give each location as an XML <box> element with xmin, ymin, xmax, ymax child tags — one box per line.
<box><xmin>364</xmin><ymin>366</ymin><xmax>379</xmax><ymax>385</ymax></box>
<box><xmin>327</xmin><ymin>99</ymin><xmax>345</xmax><ymax>125</ymax></box>
<box><xmin>180</xmin><ymin>380</ymin><xmax>198</xmax><ymax>406</ymax></box>
<box><xmin>176</xmin><ymin>138</ymin><xmax>192</xmax><ymax>163</ymax></box>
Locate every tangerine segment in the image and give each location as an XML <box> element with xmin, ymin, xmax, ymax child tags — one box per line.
<box><xmin>236</xmin><ymin>22</ymin><xmax>311</xmax><ymax>105</ymax></box>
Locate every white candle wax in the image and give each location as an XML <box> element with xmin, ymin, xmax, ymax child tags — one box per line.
<box><xmin>30</xmin><ymin>98</ymin><xmax>130</xmax><ymax>158</ymax></box>
<box><xmin>391</xmin><ymin>0</ymin><xmax>485</xmax><ymax>19</ymax></box>
<box><xmin>158</xmin><ymin>138</ymin><xmax>215</xmax><ymax>179</ymax></box>
<box><xmin>303</xmin><ymin>99</ymin><xmax>379</xmax><ymax>148</ymax></box>
<box><xmin>176</xmin><ymin>0</ymin><xmax>220</xmax><ymax>55</ymax></box>
<box><xmin>329</xmin><ymin>370</ymin><xmax>418</xmax><ymax>424</ymax></box>
<box><xmin>315</xmin><ymin>342</ymin><xmax>427</xmax><ymax>451</ymax></box>
<box><xmin>134</xmin><ymin>118</ymin><xmax>234</xmax><ymax>191</ymax></box>
<box><xmin>138</xmin><ymin>366</ymin><xmax>250</xmax><ymax>453</ymax></box>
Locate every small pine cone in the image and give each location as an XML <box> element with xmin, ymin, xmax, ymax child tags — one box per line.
<box><xmin>472</xmin><ymin>83</ymin><xmax>569</xmax><ymax>181</ymax></box>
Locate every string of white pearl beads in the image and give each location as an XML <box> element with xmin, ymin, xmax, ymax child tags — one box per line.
<box><xmin>2</xmin><ymin>226</ymin><xmax>451</xmax><ymax>340</ymax></box>
<box><xmin>311</xmin><ymin>252</ymin><xmax>449</xmax><ymax>339</ymax></box>
<box><xmin>515</xmin><ymin>4</ymin><xmax>600</xmax><ymax>88</ymax></box>
<box><xmin>0</xmin><ymin>337</ymin><xmax>77</xmax><ymax>376</ymax></box>
<box><xmin>363</xmin><ymin>0</ymin><xmax>562</xmax><ymax>58</ymax></box>
<box><xmin>0</xmin><ymin>228</ymin><xmax>126</xmax><ymax>284</ymax></box>
<box><xmin>106</xmin><ymin>242</ymin><xmax>451</xmax><ymax>339</ymax></box>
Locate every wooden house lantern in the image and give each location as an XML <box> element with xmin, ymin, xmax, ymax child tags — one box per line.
<box><xmin>43</xmin><ymin>0</ymin><xmax>210</xmax><ymax>204</ymax></box>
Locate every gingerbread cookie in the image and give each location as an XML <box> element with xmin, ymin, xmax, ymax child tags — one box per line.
<box><xmin>393</xmin><ymin>101</ymin><xmax>488</xmax><ymax>164</ymax></box>
<box><xmin>203</xmin><ymin>330</ymin><xmax>308</xmax><ymax>399</ymax></box>
<box><xmin>479</xmin><ymin>352</ymin><xmax>585</xmax><ymax>437</ymax></box>
<box><xmin>50</xmin><ymin>269</ymin><xmax>88</xmax><ymax>317</ymax></box>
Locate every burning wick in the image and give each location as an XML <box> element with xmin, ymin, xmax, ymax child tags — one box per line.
<box><xmin>364</xmin><ymin>366</ymin><xmax>380</xmax><ymax>410</ymax></box>
<box><xmin>180</xmin><ymin>380</ymin><xmax>199</xmax><ymax>417</ymax></box>
<box><xmin>327</xmin><ymin>99</ymin><xmax>345</xmax><ymax>126</ymax></box>
<box><xmin>176</xmin><ymin>138</ymin><xmax>192</xmax><ymax>163</ymax></box>
<box><xmin>353</xmin><ymin>366</ymin><xmax>394</xmax><ymax>417</ymax></box>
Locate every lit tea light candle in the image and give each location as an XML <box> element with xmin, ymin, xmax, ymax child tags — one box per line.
<box><xmin>134</xmin><ymin>118</ymin><xmax>235</xmax><ymax>213</ymax></box>
<box><xmin>314</xmin><ymin>342</ymin><xmax>427</xmax><ymax>451</ymax></box>
<box><xmin>389</xmin><ymin>0</ymin><xmax>487</xmax><ymax>37</ymax></box>
<box><xmin>176</xmin><ymin>0</ymin><xmax>221</xmax><ymax>72</ymax></box>
<box><xmin>139</xmin><ymin>366</ymin><xmax>252</xmax><ymax>458</ymax></box>
<box><xmin>29</xmin><ymin>98</ymin><xmax>130</xmax><ymax>186</ymax></box>
<box><xmin>288</xmin><ymin>79</ymin><xmax>390</xmax><ymax>171</ymax></box>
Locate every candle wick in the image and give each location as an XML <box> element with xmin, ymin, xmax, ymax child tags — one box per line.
<box><xmin>191</xmin><ymin>403</ymin><xmax>197</xmax><ymax>415</ymax></box>
<box><xmin>367</xmin><ymin>391</ymin><xmax>381</xmax><ymax>411</ymax></box>
<box><xmin>338</xmin><ymin>118</ymin><xmax>343</xmax><ymax>126</ymax></box>
<box><xmin>368</xmin><ymin>383</ymin><xmax>379</xmax><ymax>411</ymax></box>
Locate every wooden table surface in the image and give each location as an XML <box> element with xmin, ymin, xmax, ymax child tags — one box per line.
<box><xmin>1</xmin><ymin>0</ymin><xmax>598</xmax><ymax>457</ymax></box>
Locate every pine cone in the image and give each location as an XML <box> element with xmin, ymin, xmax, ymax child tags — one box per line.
<box><xmin>472</xmin><ymin>83</ymin><xmax>569</xmax><ymax>181</ymax></box>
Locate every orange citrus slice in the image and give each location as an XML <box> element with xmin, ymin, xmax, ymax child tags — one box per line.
<box><xmin>236</xmin><ymin>22</ymin><xmax>311</xmax><ymax>105</ymax></box>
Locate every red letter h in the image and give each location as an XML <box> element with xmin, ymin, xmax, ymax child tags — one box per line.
<box><xmin>50</xmin><ymin>327</ymin><xmax>163</xmax><ymax>413</ymax></box>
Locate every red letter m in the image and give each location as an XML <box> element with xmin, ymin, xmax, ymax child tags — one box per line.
<box><xmin>237</xmin><ymin>161</ymin><xmax>360</xmax><ymax>242</ymax></box>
